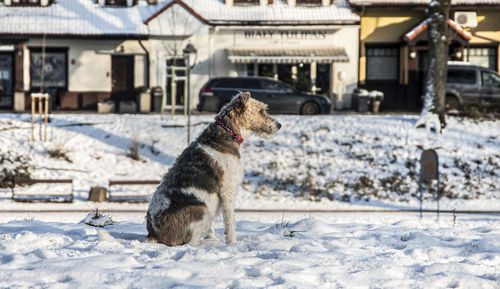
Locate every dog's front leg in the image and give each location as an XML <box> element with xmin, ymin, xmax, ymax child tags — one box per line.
<box><xmin>220</xmin><ymin>192</ymin><xmax>236</xmax><ymax>244</ymax></box>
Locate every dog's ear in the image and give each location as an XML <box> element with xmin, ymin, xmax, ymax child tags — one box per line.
<box><xmin>237</xmin><ymin>92</ymin><xmax>250</xmax><ymax>106</ymax></box>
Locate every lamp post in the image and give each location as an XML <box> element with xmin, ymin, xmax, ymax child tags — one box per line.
<box><xmin>183</xmin><ymin>43</ymin><xmax>197</xmax><ymax>145</ymax></box>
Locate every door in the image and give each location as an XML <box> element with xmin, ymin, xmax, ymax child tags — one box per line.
<box><xmin>0</xmin><ymin>53</ymin><xmax>13</xmax><ymax>108</ymax></box>
<box><xmin>111</xmin><ymin>55</ymin><xmax>134</xmax><ymax>101</ymax></box>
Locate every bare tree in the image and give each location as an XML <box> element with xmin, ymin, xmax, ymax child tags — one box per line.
<box><xmin>415</xmin><ymin>0</ymin><xmax>451</xmax><ymax>132</ymax></box>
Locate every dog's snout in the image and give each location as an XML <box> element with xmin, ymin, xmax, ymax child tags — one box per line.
<box><xmin>277</xmin><ymin>122</ymin><xmax>282</xmax><ymax>130</ymax></box>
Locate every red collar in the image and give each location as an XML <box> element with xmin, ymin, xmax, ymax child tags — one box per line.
<box><xmin>215</xmin><ymin>118</ymin><xmax>244</xmax><ymax>144</ymax></box>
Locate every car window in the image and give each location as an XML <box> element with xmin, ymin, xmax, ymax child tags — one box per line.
<box><xmin>240</xmin><ymin>79</ymin><xmax>262</xmax><ymax>90</ymax></box>
<box><xmin>481</xmin><ymin>71</ymin><xmax>500</xmax><ymax>86</ymax></box>
<box><xmin>447</xmin><ymin>69</ymin><xmax>476</xmax><ymax>84</ymax></box>
<box><xmin>212</xmin><ymin>79</ymin><xmax>238</xmax><ymax>88</ymax></box>
<box><xmin>262</xmin><ymin>79</ymin><xmax>292</xmax><ymax>92</ymax></box>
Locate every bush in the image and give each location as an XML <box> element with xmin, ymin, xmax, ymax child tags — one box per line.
<box><xmin>0</xmin><ymin>150</ymin><xmax>32</xmax><ymax>188</ymax></box>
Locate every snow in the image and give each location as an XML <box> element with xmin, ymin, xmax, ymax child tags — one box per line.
<box><xmin>0</xmin><ymin>112</ymin><xmax>499</xmax><ymax>287</ymax></box>
<box><xmin>0</xmin><ymin>113</ymin><xmax>499</xmax><ymax>211</ymax></box>
<box><xmin>0</xmin><ymin>212</ymin><xmax>499</xmax><ymax>288</ymax></box>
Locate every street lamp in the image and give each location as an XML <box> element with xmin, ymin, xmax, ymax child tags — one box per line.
<box><xmin>183</xmin><ymin>43</ymin><xmax>197</xmax><ymax>145</ymax></box>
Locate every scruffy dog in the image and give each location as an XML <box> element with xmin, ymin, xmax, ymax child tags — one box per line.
<box><xmin>146</xmin><ymin>92</ymin><xmax>281</xmax><ymax>246</ymax></box>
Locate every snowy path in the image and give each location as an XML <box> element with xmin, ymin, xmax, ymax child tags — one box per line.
<box><xmin>0</xmin><ymin>212</ymin><xmax>499</xmax><ymax>288</ymax></box>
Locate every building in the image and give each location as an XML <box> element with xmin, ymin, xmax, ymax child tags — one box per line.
<box><xmin>0</xmin><ymin>0</ymin><xmax>361</xmax><ymax>112</ymax></box>
<box><xmin>0</xmin><ymin>0</ymin><xmax>150</xmax><ymax>111</ymax></box>
<box><xmin>349</xmin><ymin>0</ymin><xmax>500</xmax><ymax>111</ymax></box>
<box><xmin>144</xmin><ymin>0</ymin><xmax>360</xmax><ymax>111</ymax></box>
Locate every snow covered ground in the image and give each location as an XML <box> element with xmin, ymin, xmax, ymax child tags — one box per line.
<box><xmin>0</xmin><ymin>112</ymin><xmax>499</xmax><ymax>288</ymax></box>
<box><xmin>0</xmin><ymin>212</ymin><xmax>499</xmax><ymax>288</ymax></box>
<box><xmin>0</xmin><ymin>113</ymin><xmax>499</xmax><ymax>211</ymax></box>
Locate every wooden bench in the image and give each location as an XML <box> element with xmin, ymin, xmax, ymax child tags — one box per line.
<box><xmin>107</xmin><ymin>180</ymin><xmax>161</xmax><ymax>203</ymax></box>
<box><xmin>11</xmin><ymin>177</ymin><xmax>74</xmax><ymax>203</ymax></box>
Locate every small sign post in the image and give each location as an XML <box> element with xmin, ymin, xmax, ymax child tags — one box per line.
<box><xmin>420</xmin><ymin>149</ymin><xmax>440</xmax><ymax>220</ymax></box>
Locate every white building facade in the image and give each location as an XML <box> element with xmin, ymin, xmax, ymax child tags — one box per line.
<box><xmin>146</xmin><ymin>0</ymin><xmax>360</xmax><ymax>110</ymax></box>
<box><xmin>0</xmin><ymin>0</ymin><xmax>359</xmax><ymax>111</ymax></box>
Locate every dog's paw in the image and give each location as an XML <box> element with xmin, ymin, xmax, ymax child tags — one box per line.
<box><xmin>225</xmin><ymin>235</ymin><xmax>237</xmax><ymax>244</ymax></box>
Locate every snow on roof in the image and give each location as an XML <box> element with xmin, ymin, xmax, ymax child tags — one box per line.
<box><xmin>349</xmin><ymin>0</ymin><xmax>500</xmax><ymax>6</ymax></box>
<box><xmin>141</xmin><ymin>0</ymin><xmax>359</xmax><ymax>25</ymax></box>
<box><xmin>0</xmin><ymin>0</ymin><xmax>148</xmax><ymax>36</ymax></box>
<box><xmin>0</xmin><ymin>0</ymin><xmax>359</xmax><ymax>37</ymax></box>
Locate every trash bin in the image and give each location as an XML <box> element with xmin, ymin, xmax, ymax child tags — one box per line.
<box><xmin>151</xmin><ymin>86</ymin><xmax>163</xmax><ymax>112</ymax></box>
<box><xmin>353</xmin><ymin>88</ymin><xmax>369</xmax><ymax>113</ymax></box>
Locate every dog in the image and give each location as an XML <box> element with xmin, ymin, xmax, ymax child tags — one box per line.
<box><xmin>146</xmin><ymin>92</ymin><xmax>281</xmax><ymax>246</ymax></box>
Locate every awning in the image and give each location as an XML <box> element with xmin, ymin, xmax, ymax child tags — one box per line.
<box><xmin>227</xmin><ymin>47</ymin><xmax>349</xmax><ymax>64</ymax></box>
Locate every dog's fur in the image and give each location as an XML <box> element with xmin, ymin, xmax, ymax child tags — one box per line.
<box><xmin>146</xmin><ymin>92</ymin><xmax>281</xmax><ymax>246</ymax></box>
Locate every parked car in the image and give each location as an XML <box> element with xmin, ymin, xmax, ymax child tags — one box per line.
<box><xmin>197</xmin><ymin>76</ymin><xmax>332</xmax><ymax>115</ymax></box>
<box><xmin>446</xmin><ymin>62</ymin><xmax>500</xmax><ymax>108</ymax></box>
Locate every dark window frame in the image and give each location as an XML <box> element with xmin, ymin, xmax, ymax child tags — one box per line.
<box><xmin>296</xmin><ymin>0</ymin><xmax>327</xmax><ymax>6</ymax></box>
<box><xmin>467</xmin><ymin>45</ymin><xmax>498</xmax><ymax>72</ymax></box>
<box><xmin>365</xmin><ymin>44</ymin><xmax>400</xmax><ymax>83</ymax></box>
<box><xmin>233</xmin><ymin>0</ymin><xmax>273</xmax><ymax>5</ymax></box>
<box><xmin>3</xmin><ymin>0</ymin><xmax>53</xmax><ymax>6</ymax></box>
<box><xmin>28</xmin><ymin>47</ymin><xmax>68</xmax><ymax>91</ymax></box>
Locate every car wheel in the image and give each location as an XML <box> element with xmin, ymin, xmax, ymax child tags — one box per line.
<box><xmin>300</xmin><ymin>102</ymin><xmax>320</xmax><ymax>115</ymax></box>
<box><xmin>445</xmin><ymin>95</ymin><xmax>460</xmax><ymax>111</ymax></box>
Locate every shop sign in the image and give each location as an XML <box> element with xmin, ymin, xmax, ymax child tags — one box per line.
<box><xmin>239</xmin><ymin>29</ymin><xmax>336</xmax><ymax>45</ymax></box>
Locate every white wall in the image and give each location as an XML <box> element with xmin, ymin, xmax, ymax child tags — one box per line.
<box><xmin>23</xmin><ymin>38</ymin><xmax>147</xmax><ymax>92</ymax></box>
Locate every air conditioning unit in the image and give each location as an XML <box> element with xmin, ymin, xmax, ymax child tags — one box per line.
<box><xmin>454</xmin><ymin>11</ymin><xmax>477</xmax><ymax>28</ymax></box>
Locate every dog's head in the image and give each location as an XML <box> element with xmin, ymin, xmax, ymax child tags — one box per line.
<box><xmin>218</xmin><ymin>92</ymin><xmax>281</xmax><ymax>138</ymax></box>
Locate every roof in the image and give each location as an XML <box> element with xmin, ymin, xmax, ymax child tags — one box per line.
<box><xmin>403</xmin><ymin>18</ymin><xmax>471</xmax><ymax>44</ymax></box>
<box><xmin>0</xmin><ymin>0</ymin><xmax>148</xmax><ymax>37</ymax></box>
<box><xmin>0</xmin><ymin>0</ymin><xmax>359</xmax><ymax>37</ymax></box>
<box><xmin>349</xmin><ymin>0</ymin><xmax>500</xmax><ymax>7</ymax></box>
<box><xmin>227</xmin><ymin>47</ymin><xmax>349</xmax><ymax>63</ymax></box>
<box><xmin>143</xmin><ymin>0</ymin><xmax>360</xmax><ymax>25</ymax></box>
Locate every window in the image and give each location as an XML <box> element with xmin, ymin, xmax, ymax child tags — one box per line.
<box><xmin>447</xmin><ymin>69</ymin><xmax>476</xmax><ymax>85</ymax></box>
<box><xmin>0</xmin><ymin>54</ymin><xmax>13</xmax><ymax>107</ymax></box>
<box><xmin>366</xmin><ymin>47</ymin><xmax>398</xmax><ymax>81</ymax></box>
<box><xmin>295</xmin><ymin>0</ymin><xmax>325</xmax><ymax>5</ymax></box>
<box><xmin>233</xmin><ymin>0</ymin><xmax>259</xmax><ymax>5</ymax></box>
<box><xmin>212</xmin><ymin>79</ymin><xmax>238</xmax><ymax>88</ymax></box>
<box><xmin>481</xmin><ymin>71</ymin><xmax>500</xmax><ymax>86</ymax></box>
<box><xmin>30</xmin><ymin>51</ymin><xmax>67</xmax><ymax>88</ymax></box>
<box><xmin>240</xmin><ymin>79</ymin><xmax>262</xmax><ymax>89</ymax></box>
<box><xmin>3</xmin><ymin>0</ymin><xmax>52</xmax><ymax>6</ymax></box>
<box><xmin>465</xmin><ymin>47</ymin><xmax>497</xmax><ymax>71</ymax></box>
<box><xmin>262</xmin><ymin>79</ymin><xmax>292</xmax><ymax>92</ymax></box>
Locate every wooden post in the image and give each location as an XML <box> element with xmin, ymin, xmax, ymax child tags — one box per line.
<box><xmin>31</xmin><ymin>97</ymin><xmax>35</xmax><ymax>141</ymax></box>
<box><xmin>44</xmin><ymin>96</ymin><xmax>48</xmax><ymax>142</ymax></box>
<box><xmin>38</xmin><ymin>97</ymin><xmax>42</xmax><ymax>140</ymax></box>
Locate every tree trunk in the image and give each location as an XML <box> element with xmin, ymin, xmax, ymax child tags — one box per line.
<box><xmin>416</xmin><ymin>0</ymin><xmax>451</xmax><ymax>132</ymax></box>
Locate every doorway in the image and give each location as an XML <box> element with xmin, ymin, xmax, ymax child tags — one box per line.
<box><xmin>111</xmin><ymin>55</ymin><xmax>134</xmax><ymax>101</ymax></box>
<box><xmin>0</xmin><ymin>53</ymin><xmax>13</xmax><ymax>108</ymax></box>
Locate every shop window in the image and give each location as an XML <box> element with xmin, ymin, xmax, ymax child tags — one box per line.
<box><xmin>30</xmin><ymin>50</ymin><xmax>67</xmax><ymax>89</ymax></box>
<box><xmin>366</xmin><ymin>47</ymin><xmax>398</xmax><ymax>81</ymax></box>
<box><xmin>465</xmin><ymin>47</ymin><xmax>497</xmax><ymax>71</ymax></box>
